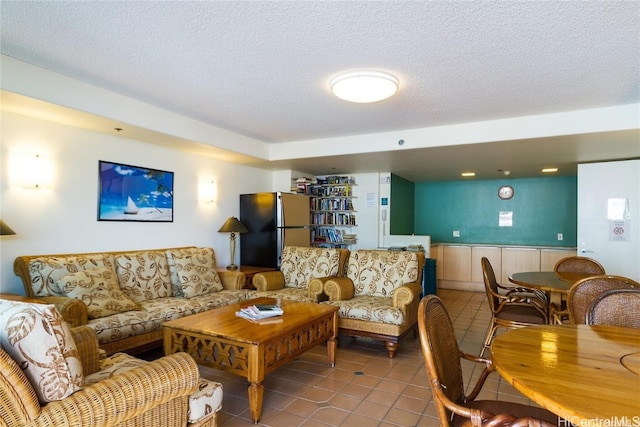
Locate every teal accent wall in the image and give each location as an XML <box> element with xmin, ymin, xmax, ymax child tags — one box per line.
<box><xmin>413</xmin><ymin>176</ymin><xmax>577</xmax><ymax>246</ymax></box>
<box><xmin>390</xmin><ymin>174</ymin><xmax>415</xmax><ymax>235</ymax></box>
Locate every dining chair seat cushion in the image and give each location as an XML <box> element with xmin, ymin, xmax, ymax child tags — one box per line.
<box><xmin>495</xmin><ymin>304</ymin><xmax>548</xmax><ymax>324</ymax></box>
<box><xmin>452</xmin><ymin>400</ymin><xmax>558</xmax><ymax>426</ymax></box>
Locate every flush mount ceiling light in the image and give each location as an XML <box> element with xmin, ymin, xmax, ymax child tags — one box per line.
<box><xmin>330</xmin><ymin>70</ymin><xmax>399</xmax><ymax>103</ymax></box>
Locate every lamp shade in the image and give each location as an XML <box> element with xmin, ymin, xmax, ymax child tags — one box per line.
<box><xmin>0</xmin><ymin>219</ymin><xmax>16</xmax><ymax>235</ymax></box>
<box><xmin>218</xmin><ymin>217</ymin><xmax>247</xmax><ymax>233</ymax></box>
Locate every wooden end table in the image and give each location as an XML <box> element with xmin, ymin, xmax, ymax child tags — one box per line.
<box><xmin>163</xmin><ymin>297</ymin><xmax>338</xmax><ymax>423</ymax></box>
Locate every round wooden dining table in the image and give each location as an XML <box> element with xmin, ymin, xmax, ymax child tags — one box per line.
<box><xmin>491</xmin><ymin>324</ymin><xmax>640</xmax><ymax>426</ymax></box>
<box><xmin>509</xmin><ymin>271</ymin><xmax>593</xmax><ymax>294</ymax></box>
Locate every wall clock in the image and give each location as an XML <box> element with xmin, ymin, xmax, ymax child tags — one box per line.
<box><xmin>498</xmin><ymin>185</ymin><xmax>514</xmax><ymax>200</ymax></box>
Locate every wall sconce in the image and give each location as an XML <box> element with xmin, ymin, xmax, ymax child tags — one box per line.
<box><xmin>199</xmin><ymin>179</ymin><xmax>217</xmax><ymax>203</ymax></box>
<box><xmin>10</xmin><ymin>153</ymin><xmax>53</xmax><ymax>189</ymax></box>
<box><xmin>218</xmin><ymin>217</ymin><xmax>247</xmax><ymax>270</ymax></box>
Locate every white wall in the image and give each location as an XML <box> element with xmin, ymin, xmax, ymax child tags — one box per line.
<box><xmin>0</xmin><ymin>111</ymin><xmax>271</xmax><ymax>294</ymax></box>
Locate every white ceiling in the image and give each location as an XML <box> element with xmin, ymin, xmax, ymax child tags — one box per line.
<box><xmin>1</xmin><ymin>1</ymin><xmax>639</xmax><ymax>181</ymax></box>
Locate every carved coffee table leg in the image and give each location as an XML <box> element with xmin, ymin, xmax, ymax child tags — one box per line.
<box><xmin>248</xmin><ymin>382</ymin><xmax>264</xmax><ymax>424</ymax></box>
<box><xmin>327</xmin><ymin>311</ymin><xmax>338</xmax><ymax>367</ymax></box>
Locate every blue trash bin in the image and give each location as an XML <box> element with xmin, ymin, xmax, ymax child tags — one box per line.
<box><xmin>423</xmin><ymin>258</ymin><xmax>437</xmax><ymax>296</ymax></box>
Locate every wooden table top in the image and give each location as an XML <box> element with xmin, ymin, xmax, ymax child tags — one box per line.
<box><xmin>163</xmin><ymin>297</ymin><xmax>337</xmax><ymax>344</ymax></box>
<box><xmin>491</xmin><ymin>324</ymin><xmax>640</xmax><ymax>425</ymax></box>
<box><xmin>509</xmin><ymin>271</ymin><xmax>593</xmax><ymax>294</ymax></box>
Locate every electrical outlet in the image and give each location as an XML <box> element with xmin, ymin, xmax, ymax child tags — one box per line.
<box><xmin>557</xmin><ymin>233</ymin><xmax>563</xmax><ymax>241</ymax></box>
<box><xmin>453</xmin><ymin>230</ymin><xmax>460</xmax><ymax>237</ymax></box>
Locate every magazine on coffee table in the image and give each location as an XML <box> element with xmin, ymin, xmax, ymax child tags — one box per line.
<box><xmin>236</xmin><ymin>304</ymin><xmax>284</xmax><ymax>321</ymax></box>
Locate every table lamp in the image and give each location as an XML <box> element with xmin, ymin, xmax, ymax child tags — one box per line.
<box><xmin>0</xmin><ymin>219</ymin><xmax>16</xmax><ymax>235</ymax></box>
<box><xmin>218</xmin><ymin>216</ymin><xmax>247</xmax><ymax>270</ymax></box>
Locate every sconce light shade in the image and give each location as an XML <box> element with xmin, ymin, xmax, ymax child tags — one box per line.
<box><xmin>11</xmin><ymin>153</ymin><xmax>53</xmax><ymax>189</ymax></box>
<box><xmin>0</xmin><ymin>220</ymin><xmax>16</xmax><ymax>235</ymax></box>
<box><xmin>218</xmin><ymin>217</ymin><xmax>247</xmax><ymax>270</ymax></box>
<box><xmin>330</xmin><ymin>70</ymin><xmax>399</xmax><ymax>103</ymax></box>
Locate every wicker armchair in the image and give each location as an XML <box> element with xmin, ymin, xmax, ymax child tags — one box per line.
<box><xmin>565</xmin><ymin>275</ymin><xmax>639</xmax><ymax>324</ymax></box>
<box><xmin>586</xmin><ymin>288</ymin><xmax>640</xmax><ymax>328</ymax></box>
<box><xmin>418</xmin><ymin>295</ymin><xmax>557</xmax><ymax>427</ymax></box>
<box><xmin>480</xmin><ymin>257</ymin><xmax>548</xmax><ymax>356</ymax></box>
<box><xmin>251</xmin><ymin>246</ymin><xmax>349</xmax><ymax>302</ymax></box>
<box><xmin>0</xmin><ymin>324</ymin><xmax>219</xmax><ymax>427</ymax></box>
<box><xmin>322</xmin><ymin>249</ymin><xmax>425</xmax><ymax>358</ymax></box>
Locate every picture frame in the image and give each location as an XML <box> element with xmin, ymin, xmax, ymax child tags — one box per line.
<box><xmin>98</xmin><ymin>160</ymin><xmax>174</xmax><ymax>222</ymax></box>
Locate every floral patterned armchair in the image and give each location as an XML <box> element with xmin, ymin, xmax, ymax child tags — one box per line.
<box><xmin>322</xmin><ymin>249</ymin><xmax>425</xmax><ymax>358</ymax></box>
<box><xmin>251</xmin><ymin>246</ymin><xmax>349</xmax><ymax>302</ymax></box>
<box><xmin>0</xmin><ymin>299</ymin><xmax>221</xmax><ymax>427</ymax></box>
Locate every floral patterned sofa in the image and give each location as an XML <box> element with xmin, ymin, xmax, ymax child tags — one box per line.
<box><xmin>321</xmin><ymin>249</ymin><xmax>425</xmax><ymax>358</ymax></box>
<box><xmin>13</xmin><ymin>246</ymin><xmax>250</xmax><ymax>355</ymax></box>
<box><xmin>251</xmin><ymin>246</ymin><xmax>350</xmax><ymax>302</ymax></box>
<box><xmin>0</xmin><ymin>299</ymin><xmax>221</xmax><ymax>427</ymax></box>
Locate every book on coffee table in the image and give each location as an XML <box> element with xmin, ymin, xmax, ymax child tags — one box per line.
<box><xmin>236</xmin><ymin>304</ymin><xmax>283</xmax><ymax>321</ymax></box>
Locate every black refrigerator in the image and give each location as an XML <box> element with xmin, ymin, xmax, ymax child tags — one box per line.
<box><xmin>240</xmin><ymin>192</ymin><xmax>311</xmax><ymax>268</ymax></box>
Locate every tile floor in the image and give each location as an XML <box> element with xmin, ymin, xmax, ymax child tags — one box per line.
<box><xmin>197</xmin><ymin>289</ymin><xmax>536</xmax><ymax>427</ymax></box>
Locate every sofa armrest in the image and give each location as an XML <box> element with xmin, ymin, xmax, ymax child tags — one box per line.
<box><xmin>252</xmin><ymin>271</ymin><xmax>285</xmax><ymax>291</ymax></box>
<box><xmin>218</xmin><ymin>270</ymin><xmax>246</xmax><ymax>290</ymax></box>
<box><xmin>38</xmin><ymin>296</ymin><xmax>88</xmax><ymax>328</ymax></box>
<box><xmin>324</xmin><ymin>277</ymin><xmax>355</xmax><ymax>301</ymax></box>
<box><xmin>307</xmin><ymin>277</ymin><xmax>332</xmax><ymax>300</ymax></box>
<box><xmin>36</xmin><ymin>352</ymin><xmax>200</xmax><ymax>427</ymax></box>
<box><xmin>70</xmin><ymin>326</ymin><xmax>103</xmax><ymax>376</ymax></box>
<box><xmin>392</xmin><ymin>282</ymin><xmax>422</xmax><ymax>312</ymax></box>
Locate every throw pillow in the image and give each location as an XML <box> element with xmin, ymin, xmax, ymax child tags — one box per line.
<box><xmin>114</xmin><ymin>251</ymin><xmax>172</xmax><ymax>302</ymax></box>
<box><xmin>59</xmin><ymin>267</ymin><xmax>142</xmax><ymax>319</ymax></box>
<box><xmin>166</xmin><ymin>247</ymin><xmax>223</xmax><ymax>298</ymax></box>
<box><xmin>0</xmin><ymin>300</ymin><xmax>84</xmax><ymax>403</ymax></box>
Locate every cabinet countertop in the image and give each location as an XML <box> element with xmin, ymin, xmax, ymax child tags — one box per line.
<box><xmin>430</xmin><ymin>243</ymin><xmax>577</xmax><ymax>250</ymax></box>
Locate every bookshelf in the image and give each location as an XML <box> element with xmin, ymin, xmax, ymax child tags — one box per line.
<box><xmin>294</xmin><ymin>175</ymin><xmax>357</xmax><ymax>248</ymax></box>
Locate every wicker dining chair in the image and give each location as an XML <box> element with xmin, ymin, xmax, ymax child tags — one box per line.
<box><xmin>586</xmin><ymin>288</ymin><xmax>640</xmax><ymax>328</ymax></box>
<box><xmin>418</xmin><ymin>295</ymin><xmax>557</xmax><ymax>427</ymax></box>
<box><xmin>553</xmin><ymin>256</ymin><xmax>606</xmax><ymax>275</ymax></box>
<box><xmin>566</xmin><ymin>275</ymin><xmax>639</xmax><ymax>324</ymax></box>
<box><xmin>549</xmin><ymin>256</ymin><xmax>607</xmax><ymax>323</ymax></box>
<box><xmin>480</xmin><ymin>257</ymin><xmax>548</xmax><ymax>356</ymax></box>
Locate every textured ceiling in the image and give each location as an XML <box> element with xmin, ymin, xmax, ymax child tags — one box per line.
<box><xmin>1</xmin><ymin>1</ymin><xmax>639</xmax><ymax>181</ymax></box>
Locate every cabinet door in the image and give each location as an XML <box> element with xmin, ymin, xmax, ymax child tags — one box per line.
<box><xmin>540</xmin><ymin>249</ymin><xmax>577</xmax><ymax>271</ymax></box>
<box><xmin>501</xmin><ymin>247</ymin><xmax>540</xmax><ymax>284</ymax></box>
<box><xmin>443</xmin><ymin>246</ymin><xmax>472</xmax><ymax>282</ymax></box>
<box><xmin>471</xmin><ymin>247</ymin><xmax>501</xmax><ymax>284</ymax></box>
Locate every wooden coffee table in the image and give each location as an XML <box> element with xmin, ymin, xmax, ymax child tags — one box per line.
<box><xmin>163</xmin><ymin>298</ymin><xmax>338</xmax><ymax>423</ymax></box>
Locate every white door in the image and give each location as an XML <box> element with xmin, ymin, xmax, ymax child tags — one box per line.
<box><xmin>577</xmin><ymin>160</ymin><xmax>640</xmax><ymax>281</ymax></box>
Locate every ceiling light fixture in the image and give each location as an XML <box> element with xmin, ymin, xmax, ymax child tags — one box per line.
<box><xmin>330</xmin><ymin>70</ymin><xmax>399</xmax><ymax>103</ymax></box>
<box><xmin>542</xmin><ymin>168</ymin><xmax>558</xmax><ymax>173</ymax></box>
<box><xmin>461</xmin><ymin>172</ymin><xmax>476</xmax><ymax>177</ymax></box>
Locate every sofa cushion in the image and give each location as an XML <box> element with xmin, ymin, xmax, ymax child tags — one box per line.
<box><xmin>59</xmin><ymin>267</ymin><xmax>142</xmax><ymax>319</ymax></box>
<box><xmin>0</xmin><ymin>300</ymin><xmax>84</xmax><ymax>403</ymax></box>
<box><xmin>280</xmin><ymin>246</ymin><xmax>343</xmax><ymax>288</ymax></box>
<box><xmin>27</xmin><ymin>254</ymin><xmax>116</xmax><ymax>297</ymax></box>
<box><xmin>115</xmin><ymin>251</ymin><xmax>173</xmax><ymax>302</ymax></box>
<box><xmin>324</xmin><ymin>296</ymin><xmax>405</xmax><ymax>325</ymax></box>
<box><xmin>166</xmin><ymin>248</ymin><xmax>223</xmax><ymax>298</ymax></box>
<box><xmin>347</xmin><ymin>250</ymin><xmax>420</xmax><ymax>297</ymax></box>
<box><xmin>252</xmin><ymin>288</ymin><xmax>316</xmax><ymax>303</ymax></box>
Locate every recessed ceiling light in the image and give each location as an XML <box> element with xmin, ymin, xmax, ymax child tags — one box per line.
<box><xmin>461</xmin><ymin>172</ymin><xmax>476</xmax><ymax>177</ymax></box>
<box><xmin>542</xmin><ymin>168</ymin><xmax>558</xmax><ymax>173</ymax></box>
<box><xmin>330</xmin><ymin>70</ymin><xmax>399</xmax><ymax>103</ymax></box>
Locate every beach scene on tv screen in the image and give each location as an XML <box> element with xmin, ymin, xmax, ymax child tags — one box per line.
<box><xmin>99</xmin><ymin>162</ymin><xmax>174</xmax><ymax>221</ymax></box>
